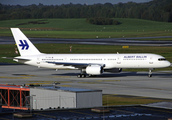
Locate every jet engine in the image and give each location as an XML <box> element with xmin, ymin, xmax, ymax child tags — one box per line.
<box><xmin>86</xmin><ymin>65</ymin><xmax>104</xmax><ymax>75</ymax></box>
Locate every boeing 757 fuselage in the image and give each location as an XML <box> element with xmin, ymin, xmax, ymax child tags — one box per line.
<box><xmin>9</xmin><ymin>28</ymin><xmax>171</xmax><ymax>78</ymax></box>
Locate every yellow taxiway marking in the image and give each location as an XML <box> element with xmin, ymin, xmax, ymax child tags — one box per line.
<box><xmin>78</xmin><ymin>82</ymin><xmax>99</xmax><ymax>84</ymax></box>
<box><xmin>18</xmin><ymin>74</ymin><xmax>36</xmax><ymax>77</ymax></box>
<box><xmin>49</xmin><ymin>76</ymin><xmax>71</xmax><ymax>78</ymax></box>
<box><xmin>28</xmin><ymin>80</ymin><xmax>72</xmax><ymax>83</ymax></box>
<box><xmin>59</xmin><ymin>85</ymin><xmax>71</xmax><ymax>87</ymax></box>
<box><xmin>97</xmin><ymin>80</ymin><xmax>121</xmax><ymax>82</ymax></box>
<box><xmin>78</xmin><ymin>80</ymin><xmax>121</xmax><ymax>84</ymax></box>
<box><xmin>0</xmin><ymin>76</ymin><xmax>30</xmax><ymax>79</ymax></box>
<box><xmin>26</xmin><ymin>83</ymin><xmax>52</xmax><ymax>85</ymax></box>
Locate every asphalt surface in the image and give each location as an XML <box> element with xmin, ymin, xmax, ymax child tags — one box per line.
<box><xmin>1</xmin><ymin>35</ymin><xmax>172</xmax><ymax>99</ymax></box>
<box><xmin>1</xmin><ymin>64</ymin><xmax>172</xmax><ymax>120</ymax></box>
<box><xmin>1</xmin><ymin>36</ymin><xmax>172</xmax><ymax>119</ymax></box>
<box><xmin>2</xmin><ymin>106</ymin><xmax>172</xmax><ymax>120</ymax></box>
<box><xmin>1</xmin><ymin>36</ymin><xmax>172</xmax><ymax>46</ymax></box>
<box><xmin>0</xmin><ymin>65</ymin><xmax>172</xmax><ymax>99</ymax></box>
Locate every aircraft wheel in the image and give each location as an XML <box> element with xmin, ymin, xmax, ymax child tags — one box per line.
<box><xmin>88</xmin><ymin>74</ymin><xmax>92</xmax><ymax>77</ymax></box>
<box><xmin>148</xmin><ymin>74</ymin><xmax>152</xmax><ymax>78</ymax></box>
<box><xmin>88</xmin><ymin>75</ymin><xmax>97</xmax><ymax>77</ymax></box>
<box><xmin>77</xmin><ymin>74</ymin><xmax>86</xmax><ymax>78</ymax></box>
<box><xmin>77</xmin><ymin>74</ymin><xmax>82</xmax><ymax>78</ymax></box>
<box><xmin>81</xmin><ymin>74</ymin><xmax>86</xmax><ymax>78</ymax></box>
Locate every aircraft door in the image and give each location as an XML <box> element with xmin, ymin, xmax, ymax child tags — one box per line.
<box><xmin>117</xmin><ymin>56</ymin><xmax>121</xmax><ymax>64</ymax></box>
<box><xmin>149</xmin><ymin>56</ymin><xmax>153</xmax><ymax>64</ymax></box>
<box><xmin>37</xmin><ymin>57</ymin><xmax>40</xmax><ymax>64</ymax></box>
<box><xmin>64</xmin><ymin>58</ymin><xmax>67</xmax><ymax>62</ymax></box>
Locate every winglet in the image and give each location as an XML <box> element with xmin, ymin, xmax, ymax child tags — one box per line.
<box><xmin>11</xmin><ymin>28</ymin><xmax>41</xmax><ymax>56</ymax></box>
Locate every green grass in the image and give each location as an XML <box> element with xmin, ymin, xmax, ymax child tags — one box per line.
<box><xmin>0</xmin><ymin>18</ymin><xmax>172</xmax><ymax>38</ymax></box>
<box><xmin>103</xmin><ymin>94</ymin><xmax>169</xmax><ymax>106</ymax></box>
<box><xmin>0</xmin><ymin>18</ymin><xmax>172</xmax><ymax>71</ymax></box>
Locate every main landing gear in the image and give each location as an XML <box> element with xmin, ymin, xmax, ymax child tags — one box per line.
<box><xmin>77</xmin><ymin>74</ymin><xmax>86</xmax><ymax>78</ymax></box>
<box><xmin>77</xmin><ymin>69</ymin><xmax>87</xmax><ymax>78</ymax></box>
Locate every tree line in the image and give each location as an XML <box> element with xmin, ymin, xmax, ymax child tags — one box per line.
<box><xmin>86</xmin><ymin>18</ymin><xmax>120</xmax><ymax>25</ymax></box>
<box><xmin>0</xmin><ymin>0</ymin><xmax>172</xmax><ymax>22</ymax></box>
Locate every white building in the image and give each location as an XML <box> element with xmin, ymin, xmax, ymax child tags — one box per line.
<box><xmin>30</xmin><ymin>86</ymin><xmax>102</xmax><ymax>110</ymax></box>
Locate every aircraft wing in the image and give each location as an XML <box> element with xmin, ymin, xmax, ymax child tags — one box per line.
<box><xmin>13</xmin><ymin>58</ymin><xmax>31</xmax><ymax>61</ymax></box>
<box><xmin>46</xmin><ymin>61</ymin><xmax>105</xmax><ymax>69</ymax></box>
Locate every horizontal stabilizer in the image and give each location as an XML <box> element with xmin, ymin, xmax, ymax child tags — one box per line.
<box><xmin>2</xmin><ymin>57</ymin><xmax>14</xmax><ymax>59</ymax></box>
<box><xmin>2</xmin><ymin>57</ymin><xmax>30</xmax><ymax>61</ymax></box>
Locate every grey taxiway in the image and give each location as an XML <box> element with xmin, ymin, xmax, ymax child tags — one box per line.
<box><xmin>0</xmin><ymin>64</ymin><xmax>172</xmax><ymax>99</ymax></box>
<box><xmin>1</xmin><ymin>36</ymin><xmax>172</xmax><ymax>100</ymax></box>
<box><xmin>1</xmin><ymin>36</ymin><xmax>172</xmax><ymax>46</ymax></box>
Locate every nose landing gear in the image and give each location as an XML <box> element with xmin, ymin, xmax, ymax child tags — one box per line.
<box><xmin>148</xmin><ymin>68</ymin><xmax>154</xmax><ymax>78</ymax></box>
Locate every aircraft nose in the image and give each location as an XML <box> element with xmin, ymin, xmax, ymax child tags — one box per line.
<box><xmin>166</xmin><ymin>61</ymin><xmax>171</xmax><ymax>67</ymax></box>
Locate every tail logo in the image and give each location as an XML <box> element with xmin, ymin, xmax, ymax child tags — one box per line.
<box><xmin>19</xmin><ymin>40</ymin><xmax>29</xmax><ymax>50</ymax></box>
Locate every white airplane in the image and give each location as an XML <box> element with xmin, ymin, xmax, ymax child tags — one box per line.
<box><xmin>9</xmin><ymin>28</ymin><xmax>171</xmax><ymax>78</ymax></box>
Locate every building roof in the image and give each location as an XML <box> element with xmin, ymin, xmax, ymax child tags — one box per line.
<box><xmin>34</xmin><ymin>85</ymin><xmax>102</xmax><ymax>92</ymax></box>
<box><xmin>0</xmin><ymin>84</ymin><xmax>102</xmax><ymax>92</ymax></box>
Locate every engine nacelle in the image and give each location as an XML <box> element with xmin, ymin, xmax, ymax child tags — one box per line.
<box><xmin>104</xmin><ymin>68</ymin><xmax>122</xmax><ymax>73</ymax></box>
<box><xmin>86</xmin><ymin>65</ymin><xmax>104</xmax><ymax>75</ymax></box>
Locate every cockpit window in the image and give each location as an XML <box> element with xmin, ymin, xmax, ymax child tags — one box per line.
<box><xmin>158</xmin><ymin>58</ymin><xmax>166</xmax><ymax>61</ymax></box>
